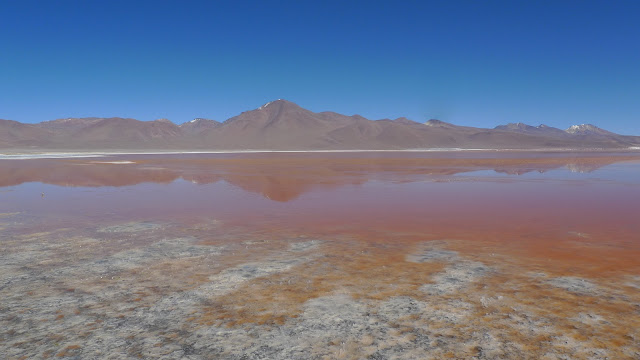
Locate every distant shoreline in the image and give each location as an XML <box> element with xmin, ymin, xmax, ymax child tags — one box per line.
<box><xmin>2</xmin><ymin>147</ymin><xmax>640</xmax><ymax>160</ymax></box>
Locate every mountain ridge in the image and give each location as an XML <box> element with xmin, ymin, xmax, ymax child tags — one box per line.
<box><xmin>1</xmin><ymin>100</ymin><xmax>639</xmax><ymax>150</ymax></box>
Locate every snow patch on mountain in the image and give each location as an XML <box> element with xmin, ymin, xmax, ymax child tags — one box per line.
<box><xmin>566</xmin><ymin>124</ymin><xmax>613</xmax><ymax>135</ymax></box>
<box><xmin>259</xmin><ymin>99</ymin><xmax>283</xmax><ymax>110</ymax></box>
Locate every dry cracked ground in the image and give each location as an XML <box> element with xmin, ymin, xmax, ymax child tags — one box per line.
<box><xmin>1</xmin><ymin>214</ymin><xmax>639</xmax><ymax>359</ymax></box>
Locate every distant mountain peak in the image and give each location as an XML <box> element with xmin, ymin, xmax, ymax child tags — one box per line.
<box><xmin>185</xmin><ymin>118</ymin><xmax>217</xmax><ymax>124</ymax></box>
<box><xmin>179</xmin><ymin>118</ymin><xmax>220</xmax><ymax>134</ymax></box>
<box><xmin>424</xmin><ymin>119</ymin><xmax>454</xmax><ymax>127</ymax></box>
<box><xmin>494</xmin><ymin>123</ymin><xmax>567</xmax><ymax>136</ymax></box>
<box><xmin>496</xmin><ymin>122</ymin><xmax>533</xmax><ymax>130</ymax></box>
<box><xmin>393</xmin><ymin>117</ymin><xmax>419</xmax><ymax>125</ymax></box>
<box><xmin>567</xmin><ymin>124</ymin><xmax>588</xmax><ymax>132</ymax></box>
<box><xmin>259</xmin><ymin>99</ymin><xmax>288</xmax><ymax>110</ymax></box>
<box><xmin>495</xmin><ymin>122</ymin><xmax>551</xmax><ymax>131</ymax></box>
<box><xmin>566</xmin><ymin>124</ymin><xmax>613</xmax><ymax>135</ymax></box>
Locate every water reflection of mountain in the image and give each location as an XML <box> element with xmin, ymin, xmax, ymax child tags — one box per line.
<box><xmin>564</xmin><ymin>163</ymin><xmax>610</xmax><ymax>173</ymax></box>
<box><xmin>492</xmin><ymin>162</ymin><xmax>614</xmax><ymax>175</ymax></box>
<box><xmin>0</xmin><ymin>154</ymin><xmax>637</xmax><ymax>201</ymax></box>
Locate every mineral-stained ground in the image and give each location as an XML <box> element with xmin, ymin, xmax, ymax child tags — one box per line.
<box><xmin>1</xmin><ymin>216</ymin><xmax>639</xmax><ymax>360</ymax></box>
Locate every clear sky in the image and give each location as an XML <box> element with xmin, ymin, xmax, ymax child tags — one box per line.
<box><xmin>1</xmin><ymin>0</ymin><xmax>639</xmax><ymax>134</ymax></box>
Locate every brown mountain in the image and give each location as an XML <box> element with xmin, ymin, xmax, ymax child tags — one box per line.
<box><xmin>0</xmin><ymin>119</ymin><xmax>52</xmax><ymax>147</ymax></box>
<box><xmin>566</xmin><ymin>124</ymin><xmax>615</xmax><ymax>136</ymax></box>
<box><xmin>2</xmin><ymin>100</ymin><xmax>640</xmax><ymax>150</ymax></box>
<box><xmin>495</xmin><ymin>123</ymin><xmax>568</xmax><ymax>137</ymax></box>
<box><xmin>32</xmin><ymin>117</ymin><xmax>186</xmax><ymax>149</ymax></box>
<box><xmin>36</xmin><ymin>117</ymin><xmax>103</xmax><ymax>132</ymax></box>
<box><xmin>179</xmin><ymin>118</ymin><xmax>221</xmax><ymax>134</ymax></box>
<box><xmin>424</xmin><ymin>119</ymin><xmax>459</xmax><ymax>129</ymax></box>
<box><xmin>197</xmin><ymin>99</ymin><xmax>362</xmax><ymax>149</ymax></box>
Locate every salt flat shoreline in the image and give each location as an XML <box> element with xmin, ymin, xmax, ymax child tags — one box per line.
<box><xmin>2</xmin><ymin>147</ymin><xmax>640</xmax><ymax>159</ymax></box>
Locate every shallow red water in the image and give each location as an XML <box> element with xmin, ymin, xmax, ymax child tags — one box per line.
<box><xmin>2</xmin><ymin>152</ymin><xmax>640</xmax><ymax>358</ymax></box>
<box><xmin>2</xmin><ymin>152</ymin><xmax>639</xmax><ymax>276</ymax></box>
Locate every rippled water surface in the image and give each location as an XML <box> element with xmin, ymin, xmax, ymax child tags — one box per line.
<box><xmin>1</xmin><ymin>152</ymin><xmax>640</xmax><ymax>359</ymax></box>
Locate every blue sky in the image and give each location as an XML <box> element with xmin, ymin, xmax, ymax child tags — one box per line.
<box><xmin>1</xmin><ymin>0</ymin><xmax>639</xmax><ymax>134</ymax></box>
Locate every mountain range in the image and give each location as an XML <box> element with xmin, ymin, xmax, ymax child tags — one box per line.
<box><xmin>2</xmin><ymin>99</ymin><xmax>639</xmax><ymax>150</ymax></box>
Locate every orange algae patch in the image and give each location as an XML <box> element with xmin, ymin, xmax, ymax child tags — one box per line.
<box><xmin>196</xmin><ymin>240</ymin><xmax>445</xmax><ymax>326</ymax></box>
